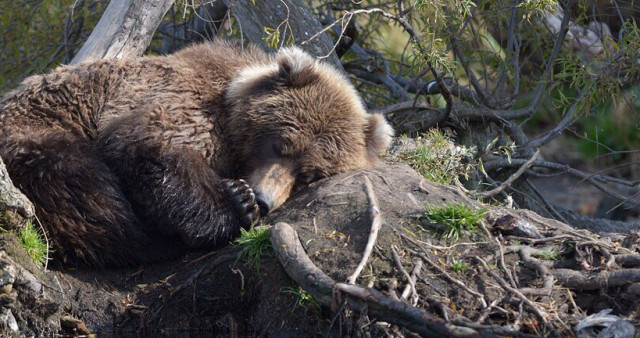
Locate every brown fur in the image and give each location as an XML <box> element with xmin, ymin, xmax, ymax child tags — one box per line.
<box><xmin>0</xmin><ymin>41</ymin><xmax>393</xmax><ymax>267</ymax></box>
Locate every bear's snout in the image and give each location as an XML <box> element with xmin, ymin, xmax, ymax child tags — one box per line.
<box><xmin>247</xmin><ymin>160</ymin><xmax>296</xmax><ymax>215</ymax></box>
<box><xmin>255</xmin><ymin>191</ymin><xmax>273</xmax><ymax>217</ymax></box>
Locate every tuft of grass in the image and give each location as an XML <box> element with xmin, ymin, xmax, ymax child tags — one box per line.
<box><xmin>282</xmin><ymin>286</ymin><xmax>321</xmax><ymax>314</ymax></box>
<box><xmin>401</xmin><ymin>129</ymin><xmax>473</xmax><ymax>184</ymax></box>
<box><xmin>17</xmin><ymin>221</ymin><xmax>48</xmax><ymax>267</ymax></box>
<box><xmin>233</xmin><ymin>225</ymin><xmax>273</xmax><ymax>271</ymax></box>
<box><xmin>450</xmin><ymin>259</ymin><xmax>468</xmax><ymax>273</ymax></box>
<box><xmin>533</xmin><ymin>250</ymin><xmax>561</xmax><ymax>261</ymax></box>
<box><xmin>424</xmin><ymin>203</ymin><xmax>487</xmax><ymax>240</ymax></box>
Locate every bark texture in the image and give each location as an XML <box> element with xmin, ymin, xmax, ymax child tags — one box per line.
<box><xmin>71</xmin><ymin>0</ymin><xmax>175</xmax><ymax>64</ymax></box>
<box><xmin>225</xmin><ymin>0</ymin><xmax>342</xmax><ymax>68</ymax></box>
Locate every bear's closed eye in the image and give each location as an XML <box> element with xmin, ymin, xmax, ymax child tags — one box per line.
<box><xmin>297</xmin><ymin>172</ymin><xmax>317</xmax><ymax>185</ymax></box>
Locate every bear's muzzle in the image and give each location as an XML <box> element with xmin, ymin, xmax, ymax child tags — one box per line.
<box><xmin>247</xmin><ymin>160</ymin><xmax>296</xmax><ymax>215</ymax></box>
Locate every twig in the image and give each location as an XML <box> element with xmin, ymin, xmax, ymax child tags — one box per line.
<box><xmin>370</xmin><ymin>100</ymin><xmax>431</xmax><ymax>115</ymax></box>
<box><xmin>477</xmin><ymin>150</ymin><xmax>540</xmax><ymax>198</ymax></box>
<box><xmin>33</xmin><ymin>215</ymin><xmax>50</xmax><ymax>271</ymax></box>
<box><xmin>420</xmin><ymin>251</ymin><xmax>488</xmax><ymax>308</ymax></box>
<box><xmin>599</xmin><ymin>247</ymin><xmax>615</xmax><ymax>270</ymax></box>
<box><xmin>334</xmin><ymin>283</ymin><xmax>486</xmax><ymax>337</ymax></box>
<box><xmin>390</xmin><ymin>245</ymin><xmax>418</xmax><ymax>305</ymax></box>
<box><xmin>402</xmin><ymin>235</ymin><xmax>488</xmax><ymax>308</ymax></box>
<box><xmin>347</xmin><ymin>175</ymin><xmax>383</xmax><ymax>285</ymax></box>
<box><xmin>476</xmin><ymin>298</ymin><xmax>502</xmax><ymax>324</ymax></box>
<box><xmin>485</xmin><ymin>157</ymin><xmax>640</xmax><ymax>205</ymax></box>
<box><xmin>527</xmin><ymin>92</ymin><xmax>587</xmax><ymax>149</ymax></box>
<box><xmin>452</xmin><ymin>318</ymin><xmax>542</xmax><ymax>338</ymax></box>
<box><xmin>231</xmin><ymin>268</ymin><xmax>245</xmax><ymax>293</ymax></box>
<box><xmin>475</xmin><ymin>256</ymin><xmax>553</xmax><ymax>333</ymax></box>
<box><xmin>565</xmin><ymin>289</ymin><xmax>583</xmax><ymax>316</ymax></box>
<box><xmin>479</xmin><ymin>222</ymin><xmax>517</xmax><ymax>288</ymax></box>
<box><xmin>401</xmin><ymin>258</ymin><xmax>423</xmax><ymax>304</ymax></box>
<box><xmin>400</xmin><ymin>232</ymin><xmax>487</xmax><ymax>251</ymax></box>
<box><xmin>494</xmin><ymin>0</ymin><xmax>521</xmax><ymax>100</ymax></box>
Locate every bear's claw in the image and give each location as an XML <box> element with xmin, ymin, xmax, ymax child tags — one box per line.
<box><xmin>222</xmin><ymin>179</ymin><xmax>260</xmax><ymax>228</ymax></box>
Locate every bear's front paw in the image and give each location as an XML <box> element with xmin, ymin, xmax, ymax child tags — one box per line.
<box><xmin>222</xmin><ymin>179</ymin><xmax>260</xmax><ymax>228</ymax></box>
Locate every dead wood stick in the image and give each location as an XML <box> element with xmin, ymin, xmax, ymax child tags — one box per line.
<box><xmin>418</xmin><ymin>251</ymin><xmax>488</xmax><ymax>308</ymax></box>
<box><xmin>390</xmin><ymin>245</ymin><xmax>418</xmax><ymax>305</ymax></box>
<box><xmin>477</xmin><ymin>150</ymin><xmax>540</xmax><ymax>198</ymax></box>
<box><xmin>475</xmin><ymin>256</ymin><xmax>553</xmax><ymax>332</ymax></box>
<box><xmin>480</xmin><ymin>223</ymin><xmax>516</xmax><ymax>288</ymax></box>
<box><xmin>616</xmin><ymin>254</ymin><xmax>640</xmax><ymax>268</ymax></box>
<box><xmin>518</xmin><ymin>287</ymin><xmax>554</xmax><ymax>296</ymax></box>
<box><xmin>400</xmin><ymin>233</ymin><xmax>486</xmax><ymax>251</ymax></box>
<box><xmin>346</xmin><ymin>175</ymin><xmax>383</xmax><ymax>284</ymax></box>
<box><xmin>333</xmin><ymin>283</ymin><xmax>487</xmax><ymax>337</ymax></box>
<box><xmin>401</xmin><ymin>258</ymin><xmax>423</xmax><ymax>304</ymax></box>
<box><xmin>552</xmin><ymin>268</ymin><xmax>640</xmax><ymax>290</ymax></box>
<box><xmin>71</xmin><ymin>0</ymin><xmax>175</xmax><ymax>64</ymax></box>
<box><xmin>476</xmin><ymin>298</ymin><xmax>502</xmax><ymax>324</ymax></box>
<box><xmin>370</xmin><ymin>100</ymin><xmax>432</xmax><ymax>115</ymax></box>
<box><xmin>504</xmin><ymin>235</ymin><xmax>574</xmax><ymax>244</ymax></box>
<box><xmin>453</xmin><ymin>318</ymin><xmax>542</xmax><ymax>338</ymax></box>
<box><xmin>403</xmin><ymin>236</ymin><xmax>488</xmax><ymax>308</ymax></box>
<box><xmin>270</xmin><ymin>222</ymin><xmax>493</xmax><ymax>337</ymax></box>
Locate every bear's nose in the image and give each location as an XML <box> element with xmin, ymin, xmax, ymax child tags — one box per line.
<box><xmin>255</xmin><ymin>192</ymin><xmax>273</xmax><ymax>217</ymax></box>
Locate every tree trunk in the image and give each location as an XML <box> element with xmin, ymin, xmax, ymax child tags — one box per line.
<box><xmin>70</xmin><ymin>0</ymin><xmax>175</xmax><ymax>64</ymax></box>
<box><xmin>225</xmin><ymin>0</ymin><xmax>342</xmax><ymax>69</ymax></box>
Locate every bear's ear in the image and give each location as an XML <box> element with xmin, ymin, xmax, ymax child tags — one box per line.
<box><xmin>276</xmin><ymin>47</ymin><xmax>318</xmax><ymax>86</ymax></box>
<box><xmin>365</xmin><ymin>114</ymin><xmax>394</xmax><ymax>163</ymax></box>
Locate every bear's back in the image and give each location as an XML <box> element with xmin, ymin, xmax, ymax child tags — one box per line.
<box><xmin>0</xmin><ymin>41</ymin><xmax>267</xmax><ymax>140</ymax></box>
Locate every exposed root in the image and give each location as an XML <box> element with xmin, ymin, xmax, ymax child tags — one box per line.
<box><xmin>552</xmin><ymin>268</ymin><xmax>640</xmax><ymax>290</ymax></box>
<box><xmin>270</xmin><ymin>222</ymin><xmax>497</xmax><ymax>337</ymax></box>
<box><xmin>346</xmin><ymin>174</ymin><xmax>383</xmax><ymax>284</ymax></box>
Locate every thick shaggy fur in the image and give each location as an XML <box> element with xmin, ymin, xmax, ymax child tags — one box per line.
<box><xmin>0</xmin><ymin>41</ymin><xmax>393</xmax><ymax>267</ymax></box>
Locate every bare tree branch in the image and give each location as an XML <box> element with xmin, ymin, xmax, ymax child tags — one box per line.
<box><xmin>71</xmin><ymin>0</ymin><xmax>175</xmax><ymax>64</ymax></box>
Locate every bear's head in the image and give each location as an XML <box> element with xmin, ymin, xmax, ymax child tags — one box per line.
<box><xmin>226</xmin><ymin>46</ymin><xmax>393</xmax><ymax>215</ymax></box>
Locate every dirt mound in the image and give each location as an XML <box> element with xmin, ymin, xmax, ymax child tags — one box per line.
<box><xmin>0</xmin><ymin>164</ymin><xmax>638</xmax><ymax>336</ymax></box>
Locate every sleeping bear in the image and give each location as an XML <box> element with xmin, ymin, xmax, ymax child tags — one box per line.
<box><xmin>0</xmin><ymin>41</ymin><xmax>393</xmax><ymax>267</ymax></box>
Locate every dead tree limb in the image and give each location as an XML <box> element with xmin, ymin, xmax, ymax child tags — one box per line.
<box><xmin>553</xmin><ymin>268</ymin><xmax>640</xmax><ymax>290</ymax></box>
<box><xmin>71</xmin><ymin>0</ymin><xmax>176</xmax><ymax>64</ymax></box>
<box><xmin>476</xmin><ymin>150</ymin><xmax>540</xmax><ymax>198</ymax></box>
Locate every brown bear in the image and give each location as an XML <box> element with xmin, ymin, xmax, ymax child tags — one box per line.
<box><xmin>0</xmin><ymin>41</ymin><xmax>393</xmax><ymax>267</ymax></box>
